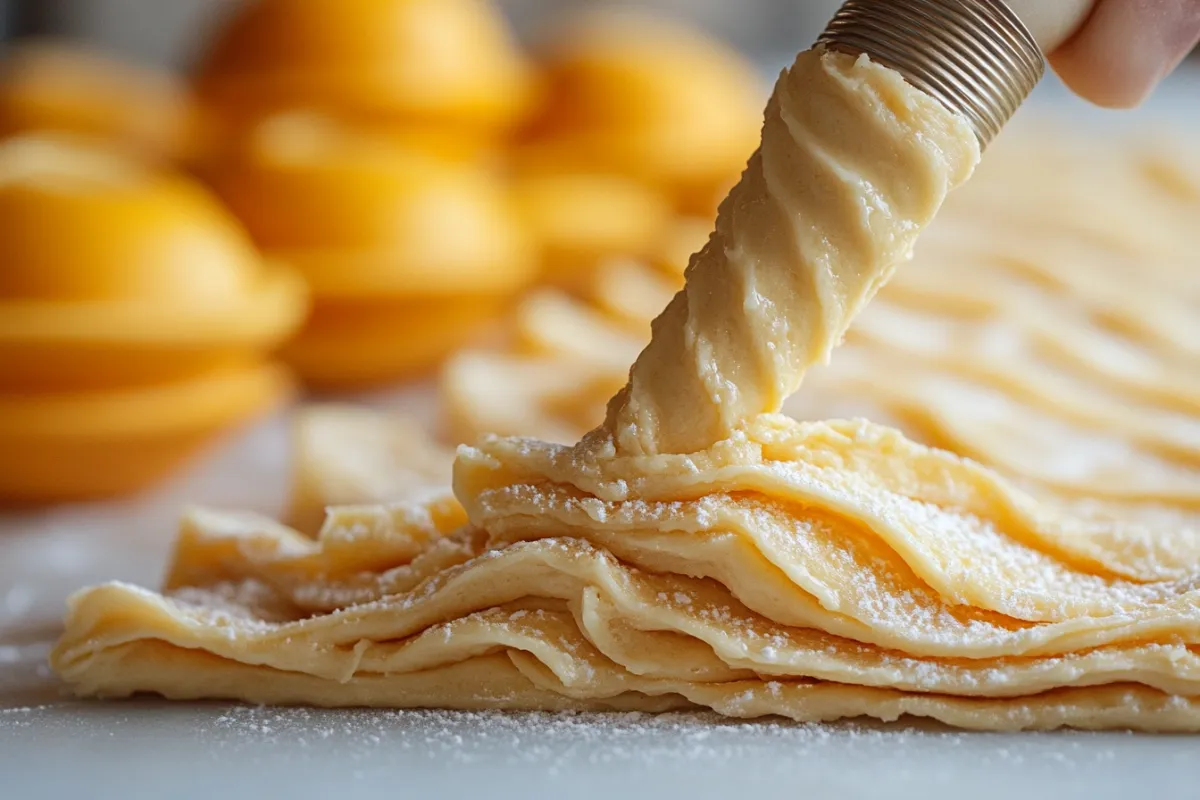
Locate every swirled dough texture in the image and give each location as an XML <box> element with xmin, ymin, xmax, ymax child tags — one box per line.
<box><xmin>52</xmin><ymin>50</ymin><xmax>1200</xmax><ymax>731</ymax></box>
<box><xmin>601</xmin><ymin>49</ymin><xmax>977</xmax><ymax>455</ymax></box>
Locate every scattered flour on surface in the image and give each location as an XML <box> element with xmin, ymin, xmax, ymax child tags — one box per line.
<box><xmin>159</xmin><ymin>704</ymin><xmax>1127</xmax><ymax>775</ymax></box>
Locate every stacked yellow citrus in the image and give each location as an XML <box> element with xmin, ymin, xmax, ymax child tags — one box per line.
<box><xmin>207</xmin><ymin>113</ymin><xmax>531</xmax><ymax>389</ymax></box>
<box><xmin>0</xmin><ymin>3</ymin><xmax>768</xmax><ymax>502</ymax></box>
<box><xmin>195</xmin><ymin>0</ymin><xmax>537</xmax><ymax>390</ymax></box>
<box><xmin>195</xmin><ymin>0</ymin><xmax>534</xmax><ymax>147</ymax></box>
<box><xmin>0</xmin><ymin>42</ymin><xmax>203</xmax><ymax>162</ymax></box>
<box><xmin>0</xmin><ymin>135</ymin><xmax>305</xmax><ymax>503</ymax></box>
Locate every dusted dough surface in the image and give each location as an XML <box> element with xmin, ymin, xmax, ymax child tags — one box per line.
<box><xmin>52</xmin><ymin>419</ymin><xmax>1200</xmax><ymax>730</ymax></box>
<box><xmin>51</xmin><ymin>50</ymin><xmax>1200</xmax><ymax>731</ymax></box>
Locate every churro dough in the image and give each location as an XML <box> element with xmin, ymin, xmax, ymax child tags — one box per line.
<box><xmin>600</xmin><ymin>50</ymin><xmax>977</xmax><ymax>456</ymax></box>
<box><xmin>52</xmin><ymin>50</ymin><xmax>1200</xmax><ymax>730</ymax></box>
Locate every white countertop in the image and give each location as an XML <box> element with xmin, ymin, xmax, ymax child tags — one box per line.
<box><xmin>3</xmin><ymin>67</ymin><xmax>1198</xmax><ymax>800</ymax></box>
<box><xmin>5</xmin><ymin>700</ymin><xmax>1198</xmax><ymax>800</ymax></box>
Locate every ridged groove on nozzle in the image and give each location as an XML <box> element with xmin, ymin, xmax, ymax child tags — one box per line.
<box><xmin>817</xmin><ymin>0</ymin><xmax>1044</xmax><ymax>148</ymax></box>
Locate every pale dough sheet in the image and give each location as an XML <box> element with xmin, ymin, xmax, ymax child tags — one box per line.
<box><xmin>51</xmin><ymin>50</ymin><xmax>1200</xmax><ymax>731</ymax></box>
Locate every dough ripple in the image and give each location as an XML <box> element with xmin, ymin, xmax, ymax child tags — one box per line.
<box><xmin>51</xmin><ymin>50</ymin><xmax>1200</xmax><ymax>731</ymax></box>
<box><xmin>52</xmin><ymin>418</ymin><xmax>1200</xmax><ymax>730</ymax></box>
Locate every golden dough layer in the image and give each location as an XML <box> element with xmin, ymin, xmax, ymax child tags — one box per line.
<box><xmin>53</xmin><ymin>417</ymin><xmax>1200</xmax><ymax>729</ymax></box>
<box><xmin>51</xmin><ymin>50</ymin><xmax>1200</xmax><ymax>731</ymax></box>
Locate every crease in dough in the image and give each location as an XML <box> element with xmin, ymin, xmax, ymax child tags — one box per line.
<box><xmin>50</xmin><ymin>48</ymin><xmax>1200</xmax><ymax>731</ymax></box>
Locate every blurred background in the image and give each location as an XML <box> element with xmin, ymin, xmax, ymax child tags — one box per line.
<box><xmin>0</xmin><ymin>0</ymin><xmax>1197</xmax><ymax>508</ymax></box>
<box><xmin>0</xmin><ymin>0</ymin><xmax>832</xmax><ymax>506</ymax></box>
<box><xmin>0</xmin><ymin>0</ymin><xmax>844</xmax><ymax>68</ymax></box>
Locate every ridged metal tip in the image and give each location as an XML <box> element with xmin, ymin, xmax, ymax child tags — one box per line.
<box><xmin>817</xmin><ymin>0</ymin><xmax>1044</xmax><ymax>148</ymax></box>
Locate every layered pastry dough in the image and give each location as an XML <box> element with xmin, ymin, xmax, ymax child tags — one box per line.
<box><xmin>52</xmin><ymin>50</ymin><xmax>1200</xmax><ymax>730</ymax></box>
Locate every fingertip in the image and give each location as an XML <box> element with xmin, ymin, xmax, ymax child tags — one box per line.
<box><xmin>1049</xmin><ymin>49</ymin><xmax>1156</xmax><ymax>109</ymax></box>
<box><xmin>1046</xmin><ymin>0</ymin><xmax>1200</xmax><ymax>109</ymax></box>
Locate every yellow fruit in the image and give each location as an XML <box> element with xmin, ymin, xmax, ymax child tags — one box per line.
<box><xmin>0</xmin><ymin>363</ymin><xmax>288</xmax><ymax>505</ymax></box>
<box><xmin>0</xmin><ymin>135</ymin><xmax>306</xmax><ymax>391</ymax></box>
<box><xmin>282</xmin><ymin>295</ymin><xmax>506</xmax><ymax>390</ymax></box>
<box><xmin>521</xmin><ymin>10</ymin><xmax>762</xmax><ymax>209</ymax></box>
<box><xmin>512</xmin><ymin>171</ymin><xmax>672</xmax><ymax>284</ymax></box>
<box><xmin>209</xmin><ymin>113</ymin><xmax>534</xmax><ymax>300</ymax></box>
<box><xmin>0</xmin><ymin>41</ymin><xmax>200</xmax><ymax>161</ymax></box>
<box><xmin>195</xmin><ymin>0</ymin><xmax>534</xmax><ymax>136</ymax></box>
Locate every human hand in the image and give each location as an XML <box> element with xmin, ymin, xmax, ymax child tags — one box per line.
<box><xmin>1009</xmin><ymin>0</ymin><xmax>1200</xmax><ymax>107</ymax></box>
